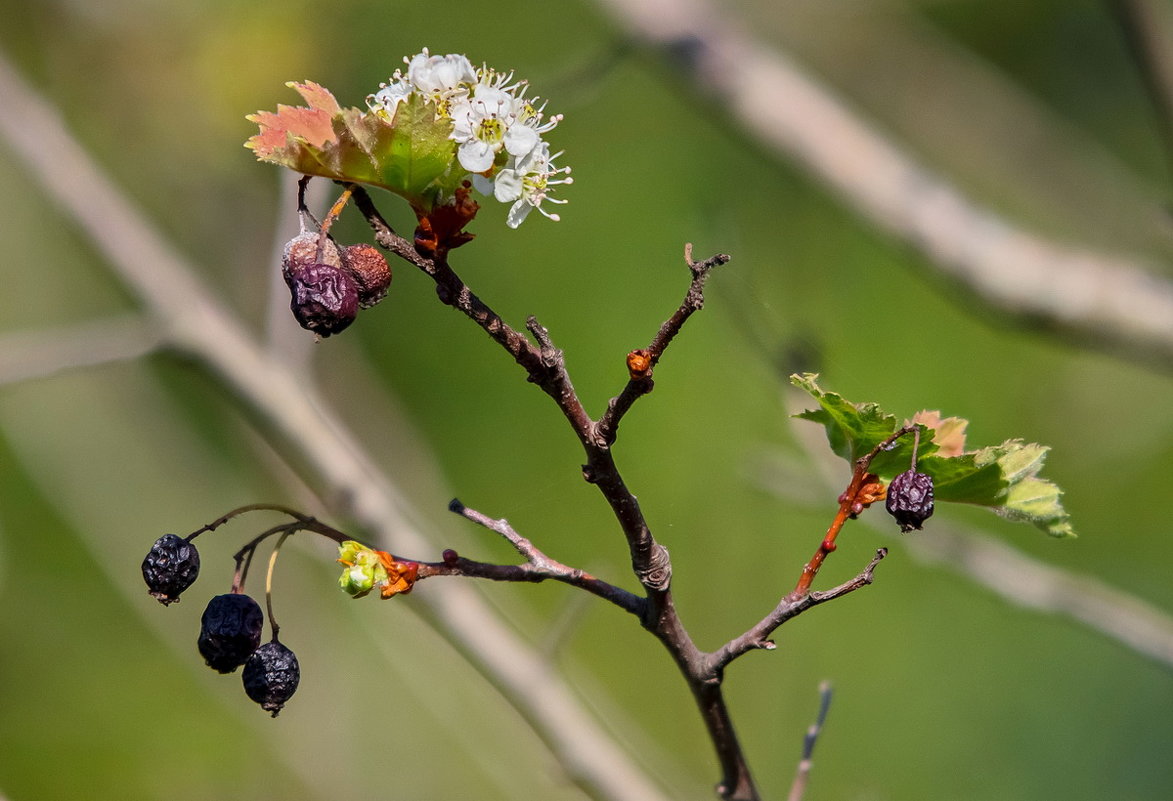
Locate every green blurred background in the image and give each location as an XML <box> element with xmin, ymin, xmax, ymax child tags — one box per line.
<box><xmin>1</xmin><ymin>0</ymin><xmax>1171</xmax><ymax>799</ymax></box>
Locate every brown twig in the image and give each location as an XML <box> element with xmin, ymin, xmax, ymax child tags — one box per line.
<box><xmin>595</xmin><ymin>243</ymin><xmax>731</xmax><ymax>447</ymax></box>
<box><xmin>792</xmin><ymin>426</ymin><xmax>913</xmax><ymax>596</ymax></box>
<box><xmin>427</xmin><ymin>499</ymin><xmax>646</xmax><ymax>616</ymax></box>
<box><xmin>709</xmin><ymin>548</ymin><xmax>888</xmax><ymax>671</ymax></box>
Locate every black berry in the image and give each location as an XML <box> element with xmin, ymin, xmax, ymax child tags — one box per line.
<box><xmin>198</xmin><ymin>593</ymin><xmax>264</xmax><ymax>673</ymax></box>
<box><xmin>885</xmin><ymin>470</ymin><xmax>935</xmax><ymax>532</ymax></box>
<box><xmin>243</xmin><ymin>640</ymin><xmax>301</xmax><ymax>717</ymax></box>
<box><xmin>142</xmin><ymin>534</ymin><xmax>200</xmax><ymax>606</ymax></box>
<box><xmin>285</xmin><ymin>261</ymin><xmax>359</xmax><ymax>337</ymax></box>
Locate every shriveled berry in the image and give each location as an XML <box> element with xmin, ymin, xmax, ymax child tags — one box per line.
<box><xmin>142</xmin><ymin>534</ymin><xmax>200</xmax><ymax>605</ymax></box>
<box><xmin>285</xmin><ymin>261</ymin><xmax>360</xmax><ymax>337</ymax></box>
<box><xmin>282</xmin><ymin>229</ymin><xmax>344</xmax><ymax>281</ymax></box>
<box><xmin>243</xmin><ymin>640</ymin><xmax>300</xmax><ymax>717</ymax></box>
<box><xmin>341</xmin><ymin>244</ymin><xmax>392</xmax><ymax>308</ymax></box>
<box><xmin>885</xmin><ymin>470</ymin><xmax>935</xmax><ymax>532</ymax></box>
<box><xmin>198</xmin><ymin>593</ymin><xmax>264</xmax><ymax>673</ymax></box>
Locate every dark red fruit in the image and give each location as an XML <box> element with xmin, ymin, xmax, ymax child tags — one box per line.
<box><xmin>198</xmin><ymin>593</ymin><xmax>264</xmax><ymax>673</ymax></box>
<box><xmin>285</xmin><ymin>261</ymin><xmax>360</xmax><ymax>337</ymax></box>
<box><xmin>243</xmin><ymin>640</ymin><xmax>301</xmax><ymax>717</ymax></box>
<box><xmin>341</xmin><ymin>244</ymin><xmax>392</xmax><ymax>308</ymax></box>
<box><xmin>142</xmin><ymin>534</ymin><xmax>200</xmax><ymax>605</ymax></box>
<box><xmin>885</xmin><ymin>470</ymin><xmax>935</xmax><ymax>532</ymax></box>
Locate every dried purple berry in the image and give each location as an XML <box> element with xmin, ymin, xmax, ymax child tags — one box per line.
<box><xmin>885</xmin><ymin>470</ymin><xmax>935</xmax><ymax>532</ymax></box>
<box><xmin>341</xmin><ymin>243</ymin><xmax>392</xmax><ymax>308</ymax></box>
<box><xmin>142</xmin><ymin>534</ymin><xmax>200</xmax><ymax>605</ymax></box>
<box><xmin>282</xmin><ymin>229</ymin><xmax>344</xmax><ymax>281</ymax></box>
<box><xmin>243</xmin><ymin>640</ymin><xmax>300</xmax><ymax>717</ymax></box>
<box><xmin>285</xmin><ymin>261</ymin><xmax>360</xmax><ymax>337</ymax></box>
<box><xmin>198</xmin><ymin>593</ymin><xmax>264</xmax><ymax>673</ymax></box>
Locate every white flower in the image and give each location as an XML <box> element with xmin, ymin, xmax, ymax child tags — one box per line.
<box><xmin>406</xmin><ymin>49</ymin><xmax>476</xmax><ymax>95</ymax></box>
<box><xmin>365</xmin><ymin>49</ymin><xmax>572</xmax><ymax>227</ymax></box>
<box><xmin>368</xmin><ymin>49</ymin><xmax>475</xmax><ymax>119</ymax></box>
<box><xmin>368</xmin><ymin>79</ymin><xmax>413</xmax><ymax>117</ymax></box>
<box><xmin>449</xmin><ymin>84</ymin><xmax>522</xmax><ymax>172</ymax></box>
<box><xmin>483</xmin><ymin>142</ymin><xmax>573</xmax><ymax>228</ymax></box>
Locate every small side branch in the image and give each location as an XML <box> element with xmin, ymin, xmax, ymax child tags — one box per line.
<box><xmin>709</xmin><ymin>548</ymin><xmax>887</xmax><ymax>672</ymax></box>
<box><xmin>435</xmin><ymin>499</ymin><xmax>647</xmax><ymax>617</ymax></box>
<box><xmin>786</xmin><ymin>681</ymin><xmax>834</xmax><ymax>801</ymax></box>
<box><xmin>793</xmin><ymin>427</ymin><xmax>913</xmax><ymax>595</ymax></box>
<box><xmin>350</xmin><ymin>185</ymin><xmax>595</xmax><ymax>438</ymax></box>
<box><xmin>596</xmin><ymin>244</ymin><xmax>731</xmax><ymax>446</ymax></box>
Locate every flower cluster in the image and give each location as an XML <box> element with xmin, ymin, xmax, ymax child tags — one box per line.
<box><xmin>368</xmin><ymin>49</ymin><xmax>572</xmax><ymax>228</ymax></box>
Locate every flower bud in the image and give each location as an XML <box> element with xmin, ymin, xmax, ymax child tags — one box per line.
<box><xmin>337</xmin><ymin>541</ymin><xmax>388</xmax><ymax>599</ymax></box>
<box><xmin>243</xmin><ymin>640</ymin><xmax>300</xmax><ymax>717</ymax></box>
<box><xmin>885</xmin><ymin>470</ymin><xmax>935</xmax><ymax>532</ymax></box>
<box><xmin>141</xmin><ymin>534</ymin><xmax>200</xmax><ymax>605</ymax></box>
<box><xmin>341</xmin><ymin>244</ymin><xmax>392</xmax><ymax>308</ymax></box>
<box><xmin>626</xmin><ymin>349</ymin><xmax>652</xmax><ymax>381</ymax></box>
<box><xmin>198</xmin><ymin>593</ymin><xmax>264</xmax><ymax>673</ymax></box>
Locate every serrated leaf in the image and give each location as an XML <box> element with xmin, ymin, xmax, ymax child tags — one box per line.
<box><xmin>791</xmin><ymin>373</ymin><xmax>1074</xmax><ymax>537</ymax></box>
<box><xmin>245</xmin><ymin>83</ymin><xmax>459</xmax><ymax>209</ymax></box>
<box><xmin>790</xmin><ymin>373</ymin><xmax>936</xmax><ymax>475</ymax></box>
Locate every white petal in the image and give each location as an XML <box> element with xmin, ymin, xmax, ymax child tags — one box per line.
<box><xmin>507</xmin><ymin>199</ymin><xmax>534</xmax><ymax>229</ymax></box>
<box><xmin>458</xmin><ymin>140</ymin><xmax>495</xmax><ymax>173</ymax></box>
<box><xmin>503</xmin><ymin>124</ymin><xmax>539</xmax><ymax>158</ymax></box>
<box><xmin>493</xmin><ymin>170</ymin><xmax>523</xmax><ymax>202</ymax></box>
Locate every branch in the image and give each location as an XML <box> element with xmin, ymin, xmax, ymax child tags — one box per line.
<box><xmin>595</xmin><ymin>243</ymin><xmax>730</xmax><ymax>446</ymax></box>
<box><xmin>1110</xmin><ymin>0</ymin><xmax>1173</xmax><ymax>189</ymax></box>
<box><xmin>591</xmin><ymin>0</ymin><xmax>1173</xmax><ymax>370</ymax></box>
<box><xmin>708</xmin><ymin>548</ymin><xmax>887</xmax><ymax>672</ymax></box>
<box><xmin>0</xmin><ymin>50</ymin><xmax>671</xmax><ymax>801</ymax></box>
<box><xmin>430</xmin><ymin>499</ymin><xmax>646</xmax><ymax>616</ymax></box>
<box><xmin>352</xmin><ymin>185</ymin><xmax>758</xmax><ymax>797</ymax></box>
<box><xmin>0</xmin><ymin>315</ymin><xmax>163</xmax><ymax>387</ymax></box>
<box><xmin>786</xmin><ymin>681</ymin><xmax>833</xmax><ymax>801</ymax></box>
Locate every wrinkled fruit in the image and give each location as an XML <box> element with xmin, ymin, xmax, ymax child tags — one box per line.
<box><xmin>198</xmin><ymin>593</ymin><xmax>264</xmax><ymax>673</ymax></box>
<box><xmin>282</xmin><ymin>230</ymin><xmax>344</xmax><ymax>278</ymax></box>
<box><xmin>341</xmin><ymin>244</ymin><xmax>392</xmax><ymax>308</ymax></box>
<box><xmin>285</xmin><ymin>261</ymin><xmax>359</xmax><ymax>337</ymax></box>
<box><xmin>885</xmin><ymin>470</ymin><xmax>935</xmax><ymax>532</ymax></box>
<box><xmin>142</xmin><ymin>534</ymin><xmax>200</xmax><ymax>605</ymax></box>
<box><xmin>243</xmin><ymin>640</ymin><xmax>301</xmax><ymax>717</ymax></box>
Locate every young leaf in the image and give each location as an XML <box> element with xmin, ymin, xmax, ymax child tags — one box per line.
<box><xmin>245</xmin><ymin>82</ymin><xmax>459</xmax><ymax>210</ymax></box>
<box><xmin>791</xmin><ymin>373</ymin><xmax>1074</xmax><ymax>537</ymax></box>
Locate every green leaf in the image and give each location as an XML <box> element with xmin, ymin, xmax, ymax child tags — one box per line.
<box><xmin>246</xmin><ymin>83</ymin><xmax>459</xmax><ymax>210</ymax></box>
<box><xmin>791</xmin><ymin>373</ymin><xmax>1074</xmax><ymax>537</ymax></box>
<box><xmin>790</xmin><ymin>373</ymin><xmax>936</xmax><ymax>476</ymax></box>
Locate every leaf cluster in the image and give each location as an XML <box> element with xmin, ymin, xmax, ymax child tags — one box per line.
<box><xmin>792</xmin><ymin>373</ymin><xmax>1073</xmax><ymax>537</ymax></box>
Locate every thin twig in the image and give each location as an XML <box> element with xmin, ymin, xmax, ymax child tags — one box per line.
<box><xmin>708</xmin><ymin>549</ymin><xmax>887</xmax><ymax>671</ymax></box>
<box><xmin>433</xmin><ymin>499</ymin><xmax>646</xmax><ymax>616</ymax></box>
<box><xmin>786</xmin><ymin>681</ymin><xmax>833</xmax><ymax>801</ymax></box>
<box><xmin>596</xmin><ymin>243</ymin><xmax>731</xmax><ymax>446</ymax></box>
<box><xmin>591</xmin><ymin>0</ymin><xmax>1173</xmax><ymax>370</ymax></box>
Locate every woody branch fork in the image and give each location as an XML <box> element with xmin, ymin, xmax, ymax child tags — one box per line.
<box><xmin>348</xmin><ymin>183</ymin><xmax>887</xmax><ymax>801</ymax></box>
